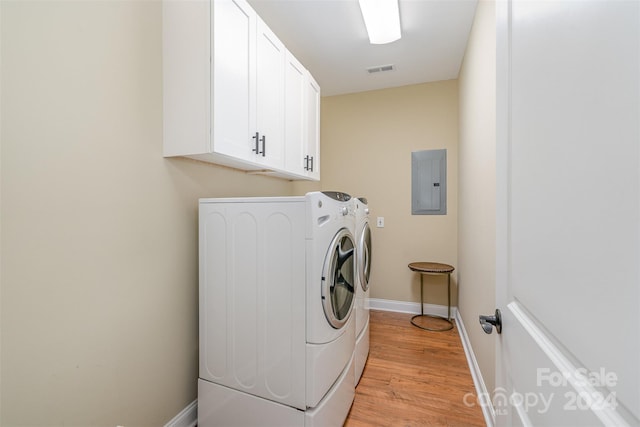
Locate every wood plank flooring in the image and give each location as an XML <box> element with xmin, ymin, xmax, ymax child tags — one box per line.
<box><xmin>345</xmin><ymin>310</ymin><xmax>486</xmax><ymax>427</ymax></box>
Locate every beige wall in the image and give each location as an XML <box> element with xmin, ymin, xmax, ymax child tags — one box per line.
<box><xmin>458</xmin><ymin>0</ymin><xmax>497</xmax><ymax>393</ymax></box>
<box><xmin>295</xmin><ymin>81</ymin><xmax>459</xmax><ymax>306</ymax></box>
<box><xmin>0</xmin><ymin>2</ymin><xmax>293</xmax><ymax>426</ymax></box>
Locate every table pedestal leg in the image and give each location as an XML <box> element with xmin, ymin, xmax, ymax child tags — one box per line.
<box><xmin>410</xmin><ymin>272</ymin><xmax>454</xmax><ymax>332</ymax></box>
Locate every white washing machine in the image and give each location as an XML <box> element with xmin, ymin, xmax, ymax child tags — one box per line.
<box><xmin>197</xmin><ymin>192</ymin><xmax>356</xmax><ymax>427</ymax></box>
<box><xmin>353</xmin><ymin>197</ymin><xmax>372</xmax><ymax>385</ymax></box>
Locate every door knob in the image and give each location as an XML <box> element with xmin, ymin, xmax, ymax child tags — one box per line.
<box><xmin>479</xmin><ymin>309</ymin><xmax>502</xmax><ymax>334</ymax></box>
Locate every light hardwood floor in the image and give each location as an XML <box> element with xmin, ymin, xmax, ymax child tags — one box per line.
<box><xmin>345</xmin><ymin>310</ymin><xmax>486</xmax><ymax>427</ymax></box>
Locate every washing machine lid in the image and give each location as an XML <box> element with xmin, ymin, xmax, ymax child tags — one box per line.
<box><xmin>358</xmin><ymin>222</ymin><xmax>372</xmax><ymax>292</ymax></box>
<box><xmin>321</xmin><ymin>228</ymin><xmax>356</xmax><ymax>329</ymax></box>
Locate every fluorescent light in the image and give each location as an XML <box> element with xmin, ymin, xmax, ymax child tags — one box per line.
<box><xmin>358</xmin><ymin>0</ymin><xmax>401</xmax><ymax>45</ymax></box>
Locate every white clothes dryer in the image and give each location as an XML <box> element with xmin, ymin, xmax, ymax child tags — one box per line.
<box><xmin>197</xmin><ymin>192</ymin><xmax>356</xmax><ymax>427</ymax></box>
<box><xmin>353</xmin><ymin>197</ymin><xmax>372</xmax><ymax>385</ymax></box>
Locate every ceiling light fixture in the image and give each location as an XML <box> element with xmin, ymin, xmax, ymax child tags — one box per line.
<box><xmin>358</xmin><ymin>0</ymin><xmax>401</xmax><ymax>45</ymax></box>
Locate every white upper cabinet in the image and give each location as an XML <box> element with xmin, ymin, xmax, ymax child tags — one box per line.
<box><xmin>284</xmin><ymin>52</ymin><xmax>307</xmax><ymax>176</ymax></box>
<box><xmin>255</xmin><ymin>17</ymin><xmax>285</xmax><ymax>169</ymax></box>
<box><xmin>284</xmin><ymin>52</ymin><xmax>321</xmax><ymax>180</ymax></box>
<box><xmin>305</xmin><ymin>74</ymin><xmax>321</xmax><ymax>180</ymax></box>
<box><xmin>163</xmin><ymin>0</ymin><xmax>320</xmax><ymax>181</ymax></box>
<box><xmin>211</xmin><ymin>0</ymin><xmax>255</xmax><ymax>162</ymax></box>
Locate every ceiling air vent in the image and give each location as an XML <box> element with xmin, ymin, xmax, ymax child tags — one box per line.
<box><xmin>367</xmin><ymin>64</ymin><xmax>395</xmax><ymax>74</ymax></box>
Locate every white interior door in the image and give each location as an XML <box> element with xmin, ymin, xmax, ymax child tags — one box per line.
<box><xmin>495</xmin><ymin>1</ymin><xmax>639</xmax><ymax>425</ymax></box>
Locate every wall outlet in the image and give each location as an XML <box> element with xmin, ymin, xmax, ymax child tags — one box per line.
<box><xmin>376</xmin><ymin>217</ymin><xmax>384</xmax><ymax>228</ymax></box>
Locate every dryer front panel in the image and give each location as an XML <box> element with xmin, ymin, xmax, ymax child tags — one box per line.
<box><xmin>321</xmin><ymin>228</ymin><xmax>355</xmax><ymax>329</ymax></box>
<box><xmin>357</xmin><ymin>221</ymin><xmax>372</xmax><ymax>292</ymax></box>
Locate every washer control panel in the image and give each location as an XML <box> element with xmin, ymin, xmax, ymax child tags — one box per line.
<box><xmin>322</xmin><ymin>191</ymin><xmax>351</xmax><ymax>202</ymax></box>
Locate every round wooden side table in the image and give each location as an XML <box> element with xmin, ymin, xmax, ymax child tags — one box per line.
<box><xmin>408</xmin><ymin>262</ymin><xmax>454</xmax><ymax>331</ymax></box>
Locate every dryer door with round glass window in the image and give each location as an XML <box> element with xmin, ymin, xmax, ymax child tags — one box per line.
<box><xmin>358</xmin><ymin>222</ymin><xmax>372</xmax><ymax>292</ymax></box>
<box><xmin>321</xmin><ymin>228</ymin><xmax>355</xmax><ymax>329</ymax></box>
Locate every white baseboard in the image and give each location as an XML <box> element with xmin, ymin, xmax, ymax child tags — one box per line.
<box><xmin>454</xmin><ymin>310</ymin><xmax>496</xmax><ymax>427</ymax></box>
<box><xmin>164</xmin><ymin>399</ymin><xmax>197</xmax><ymax>427</ymax></box>
<box><xmin>369</xmin><ymin>297</ymin><xmax>458</xmax><ymax>318</ymax></box>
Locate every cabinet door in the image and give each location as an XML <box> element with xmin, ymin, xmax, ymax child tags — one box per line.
<box><xmin>306</xmin><ymin>74</ymin><xmax>321</xmax><ymax>180</ymax></box>
<box><xmin>255</xmin><ymin>17</ymin><xmax>285</xmax><ymax>168</ymax></box>
<box><xmin>211</xmin><ymin>0</ymin><xmax>256</xmax><ymax>161</ymax></box>
<box><xmin>284</xmin><ymin>51</ymin><xmax>307</xmax><ymax>176</ymax></box>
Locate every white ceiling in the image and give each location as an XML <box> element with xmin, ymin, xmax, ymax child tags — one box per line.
<box><xmin>247</xmin><ymin>0</ymin><xmax>479</xmax><ymax>96</ymax></box>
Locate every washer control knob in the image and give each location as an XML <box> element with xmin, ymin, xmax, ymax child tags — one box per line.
<box><xmin>341</xmin><ymin>206</ymin><xmax>348</xmax><ymax>216</ymax></box>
